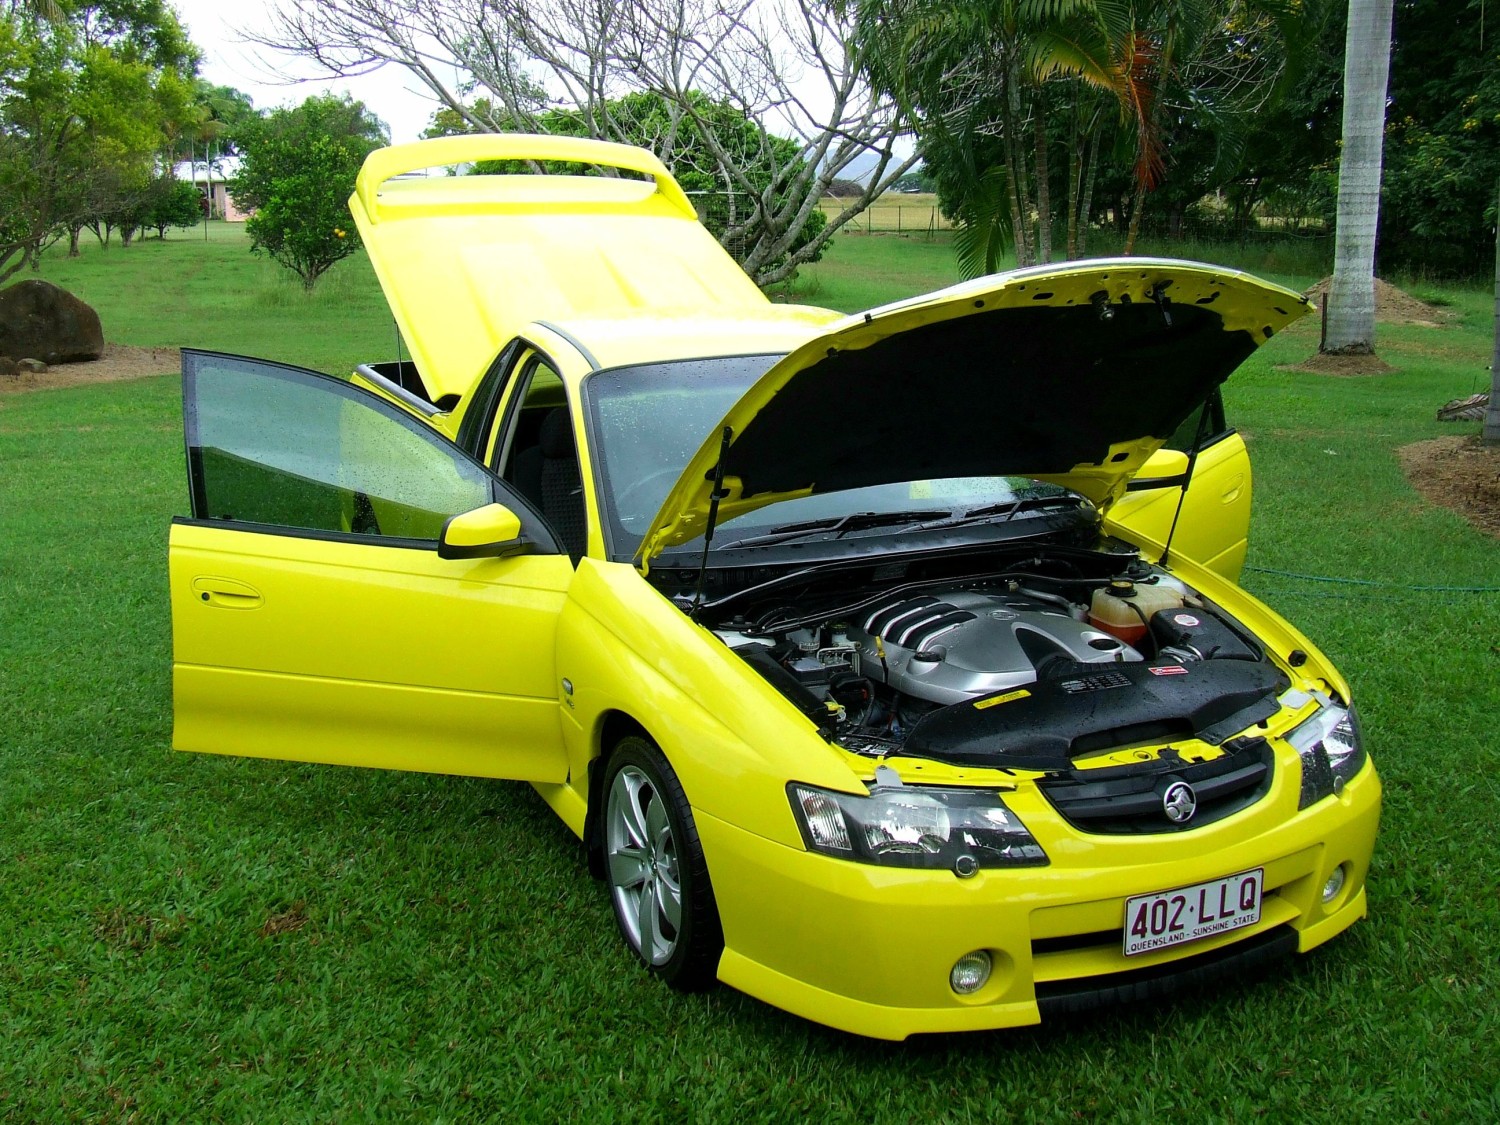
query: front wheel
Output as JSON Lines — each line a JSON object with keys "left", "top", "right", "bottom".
{"left": 602, "top": 736, "right": 723, "bottom": 991}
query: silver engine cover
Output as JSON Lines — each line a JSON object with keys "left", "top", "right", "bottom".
{"left": 849, "top": 590, "right": 1140, "bottom": 705}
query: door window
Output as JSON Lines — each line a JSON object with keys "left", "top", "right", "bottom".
{"left": 489, "top": 357, "right": 588, "bottom": 559}
{"left": 184, "top": 351, "right": 494, "bottom": 542}
{"left": 490, "top": 356, "right": 567, "bottom": 477}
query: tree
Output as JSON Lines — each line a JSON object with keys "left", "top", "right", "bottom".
{"left": 232, "top": 94, "right": 388, "bottom": 290}
{"left": 1379, "top": 1, "right": 1499, "bottom": 278}
{"left": 141, "top": 173, "right": 200, "bottom": 238}
{"left": 430, "top": 90, "right": 829, "bottom": 271}
{"left": 1221, "top": 6, "right": 1345, "bottom": 235}
{"left": 1489, "top": 176, "right": 1499, "bottom": 444}
{"left": 850, "top": 0, "right": 1108, "bottom": 271}
{"left": 1, "top": 0, "right": 198, "bottom": 277}
{"left": 1321, "top": 0, "right": 1394, "bottom": 355}
{"left": 171, "top": 80, "right": 256, "bottom": 162}
{"left": 889, "top": 169, "right": 933, "bottom": 192}
{"left": 250, "top": 0, "right": 916, "bottom": 287}
{"left": 851, "top": 0, "right": 1321, "bottom": 275}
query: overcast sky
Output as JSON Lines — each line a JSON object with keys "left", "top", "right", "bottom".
{"left": 170, "top": 0, "right": 912, "bottom": 171}
{"left": 172, "top": 0, "right": 442, "bottom": 143}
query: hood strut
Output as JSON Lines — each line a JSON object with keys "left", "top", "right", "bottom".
{"left": 689, "top": 426, "right": 733, "bottom": 620}
{"left": 1160, "top": 400, "right": 1215, "bottom": 567}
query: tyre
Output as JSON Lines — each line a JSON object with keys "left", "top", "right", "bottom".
{"left": 602, "top": 735, "right": 723, "bottom": 991}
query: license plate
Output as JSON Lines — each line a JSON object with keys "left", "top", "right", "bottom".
{"left": 1123, "top": 868, "right": 1263, "bottom": 956}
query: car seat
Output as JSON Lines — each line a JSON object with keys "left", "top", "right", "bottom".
{"left": 512, "top": 407, "right": 586, "bottom": 560}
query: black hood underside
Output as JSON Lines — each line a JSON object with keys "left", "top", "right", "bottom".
{"left": 721, "top": 302, "right": 1258, "bottom": 500}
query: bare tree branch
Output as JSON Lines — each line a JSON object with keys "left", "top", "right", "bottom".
{"left": 252, "top": 0, "right": 914, "bottom": 285}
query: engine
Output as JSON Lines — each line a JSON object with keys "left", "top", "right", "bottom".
{"left": 717, "top": 572, "right": 1281, "bottom": 769}
{"left": 847, "top": 591, "right": 1138, "bottom": 706}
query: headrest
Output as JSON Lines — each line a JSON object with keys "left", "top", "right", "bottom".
{"left": 539, "top": 407, "right": 575, "bottom": 459}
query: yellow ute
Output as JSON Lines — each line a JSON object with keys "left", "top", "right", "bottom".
{"left": 168, "top": 134, "right": 1378, "bottom": 1038}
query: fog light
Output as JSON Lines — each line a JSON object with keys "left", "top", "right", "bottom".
{"left": 1322, "top": 865, "right": 1347, "bottom": 904}
{"left": 950, "top": 950, "right": 992, "bottom": 995}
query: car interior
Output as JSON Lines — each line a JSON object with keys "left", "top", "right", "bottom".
{"left": 496, "top": 361, "right": 587, "bottom": 561}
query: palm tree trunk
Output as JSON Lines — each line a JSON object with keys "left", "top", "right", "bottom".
{"left": 1123, "top": 179, "right": 1147, "bottom": 255}
{"left": 1034, "top": 86, "right": 1052, "bottom": 263}
{"left": 1322, "top": 0, "right": 1395, "bottom": 355}
{"left": 1004, "top": 135, "right": 1030, "bottom": 265}
{"left": 1066, "top": 95, "right": 1080, "bottom": 261}
{"left": 1003, "top": 56, "right": 1034, "bottom": 266}
{"left": 1486, "top": 176, "right": 1500, "bottom": 443}
{"left": 1077, "top": 126, "right": 1101, "bottom": 256}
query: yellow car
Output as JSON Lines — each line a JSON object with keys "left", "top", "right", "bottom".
{"left": 168, "top": 135, "right": 1379, "bottom": 1039}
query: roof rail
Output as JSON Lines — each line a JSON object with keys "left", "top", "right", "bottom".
{"left": 353, "top": 133, "right": 696, "bottom": 224}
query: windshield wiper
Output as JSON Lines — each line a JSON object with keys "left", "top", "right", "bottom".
{"left": 921, "top": 495, "right": 1088, "bottom": 530}
{"left": 714, "top": 509, "right": 950, "bottom": 550}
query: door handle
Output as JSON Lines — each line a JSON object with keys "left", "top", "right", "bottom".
{"left": 1220, "top": 473, "right": 1245, "bottom": 504}
{"left": 191, "top": 576, "right": 264, "bottom": 610}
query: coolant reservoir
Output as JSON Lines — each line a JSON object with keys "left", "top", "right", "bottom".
{"left": 1089, "top": 580, "right": 1184, "bottom": 645}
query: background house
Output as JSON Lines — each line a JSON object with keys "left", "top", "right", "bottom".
{"left": 171, "top": 155, "right": 248, "bottom": 221}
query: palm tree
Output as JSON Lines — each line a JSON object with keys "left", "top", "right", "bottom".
{"left": 855, "top": 1, "right": 1318, "bottom": 275}
{"left": 1487, "top": 176, "right": 1499, "bottom": 443}
{"left": 1322, "top": 0, "right": 1394, "bottom": 355}
{"left": 854, "top": 0, "right": 1129, "bottom": 274}
{"left": 12, "top": 1, "right": 64, "bottom": 20}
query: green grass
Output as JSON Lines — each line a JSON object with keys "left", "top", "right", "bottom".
{"left": 3, "top": 227, "right": 1499, "bottom": 1121}
{"left": 25, "top": 222, "right": 396, "bottom": 374}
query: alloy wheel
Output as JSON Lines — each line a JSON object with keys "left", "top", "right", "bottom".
{"left": 605, "top": 763, "right": 683, "bottom": 965}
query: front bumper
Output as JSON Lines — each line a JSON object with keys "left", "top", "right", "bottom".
{"left": 697, "top": 761, "right": 1380, "bottom": 1039}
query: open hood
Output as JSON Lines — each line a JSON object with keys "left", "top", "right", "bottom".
{"left": 638, "top": 259, "right": 1309, "bottom": 565}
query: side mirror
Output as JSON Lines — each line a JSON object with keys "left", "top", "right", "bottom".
{"left": 1133, "top": 448, "right": 1190, "bottom": 484}
{"left": 438, "top": 503, "right": 529, "bottom": 560}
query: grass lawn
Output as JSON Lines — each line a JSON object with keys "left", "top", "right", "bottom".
{"left": 2, "top": 226, "right": 1498, "bottom": 1121}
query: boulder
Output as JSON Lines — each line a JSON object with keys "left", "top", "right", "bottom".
{"left": 0, "top": 357, "right": 18, "bottom": 378}
{"left": 0, "top": 279, "right": 104, "bottom": 364}
{"left": 17, "top": 357, "right": 48, "bottom": 373}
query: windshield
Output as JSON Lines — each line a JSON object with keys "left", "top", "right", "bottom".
{"left": 586, "top": 356, "right": 1089, "bottom": 559}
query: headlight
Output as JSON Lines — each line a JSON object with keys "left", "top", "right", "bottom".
{"left": 788, "top": 782, "right": 1047, "bottom": 872}
{"left": 1288, "top": 702, "right": 1367, "bottom": 808}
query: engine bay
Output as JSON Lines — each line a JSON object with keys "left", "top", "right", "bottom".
{"left": 697, "top": 545, "right": 1288, "bottom": 772}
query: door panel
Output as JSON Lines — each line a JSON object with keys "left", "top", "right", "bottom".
{"left": 171, "top": 523, "right": 572, "bottom": 779}
{"left": 171, "top": 350, "right": 573, "bottom": 781}
{"left": 1108, "top": 431, "right": 1253, "bottom": 581}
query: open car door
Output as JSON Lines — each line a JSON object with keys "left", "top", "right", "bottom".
{"left": 169, "top": 351, "right": 575, "bottom": 781}
{"left": 1105, "top": 391, "right": 1254, "bottom": 580}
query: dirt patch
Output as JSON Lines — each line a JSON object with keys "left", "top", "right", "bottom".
{"left": 1283, "top": 351, "right": 1398, "bottom": 377}
{"left": 1398, "top": 435, "right": 1500, "bottom": 538}
{"left": 94, "top": 907, "right": 189, "bottom": 951}
{"left": 0, "top": 342, "right": 179, "bottom": 394}
{"left": 1301, "top": 277, "right": 1454, "bottom": 327}
{"left": 1278, "top": 275, "right": 1450, "bottom": 374}
{"left": 259, "top": 902, "right": 310, "bottom": 938}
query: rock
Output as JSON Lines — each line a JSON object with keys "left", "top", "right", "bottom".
{"left": 17, "top": 357, "right": 47, "bottom": 373}
{"left": 0, "top": 279, "right": 104, "bottom": 364}
{"left": 0, "top": 357, "right": 18, "bottom": 378}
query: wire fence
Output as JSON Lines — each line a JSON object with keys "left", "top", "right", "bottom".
{"left": 685, "top": 190, "right": 1333, "bottom": 269}
{"left": 819, "top": 194, "right": 954, "bottom": 236}
{"left": 815, "top": 194, "right": 1332, "bottom": 247}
